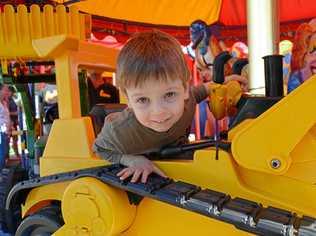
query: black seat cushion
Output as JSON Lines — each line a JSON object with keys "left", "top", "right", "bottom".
{"left": 89, "top": 103, "right": 127, "bottom": 135}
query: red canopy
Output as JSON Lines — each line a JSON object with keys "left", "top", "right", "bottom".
{"left": 89, "top": 0, "right": 316, "bottom": 46}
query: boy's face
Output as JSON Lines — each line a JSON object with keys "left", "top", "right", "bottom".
{"left": 126, "top": 79, "right": 189, "bottom": 132}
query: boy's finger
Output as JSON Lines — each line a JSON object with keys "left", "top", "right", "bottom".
{"left": 141, "top": 170, "right": 150, "bottom": 183}
{"left": 117, "top": 168, "right": 129, "bottom": 176}
{"left": 119, "top": 168, "right": 134, "bottom": 180}
{"left": 153, "top": 166, "right": 167, "bottom": 178}
{"left": 131, "top": 169, "right": 142, "bottom": 183}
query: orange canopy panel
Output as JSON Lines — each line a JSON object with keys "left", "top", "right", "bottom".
{"left": 54, "top": 0, "right": 222, "bottom": 26}
{"left": 53, "top": 0, "right": 316, "bottom": 26}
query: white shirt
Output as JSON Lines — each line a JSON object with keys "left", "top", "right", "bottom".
{"left": 0, "top": 101, "right": 10, "bottom": 133}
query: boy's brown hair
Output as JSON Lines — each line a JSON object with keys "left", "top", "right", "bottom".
{"left": 116, "top": 30, "right": 190, "bottom": 92}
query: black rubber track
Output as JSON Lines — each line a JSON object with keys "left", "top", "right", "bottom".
{"left": 0, "top": 165, "right": 27, "bottom": 233}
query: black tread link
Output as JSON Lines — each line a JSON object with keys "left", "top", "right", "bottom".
{"left": 6, "top": 164, "right": 316, "bottom": 236}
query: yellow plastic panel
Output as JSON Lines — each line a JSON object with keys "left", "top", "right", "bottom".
{"left": 40, "top": 117, "right": 107, "bottom": 176}
{"left": 22, "top": 182, "right": 70, "bottom": 217}
{"left": 43, "top": 117, "right": 95, "bottom": 159}
{"left": 155, "top": 149, "right": 316, "bottom": 216}
{"left": 40, "top": 157, "right": 107, "bottom": 176}
{"left": 32, "top": 35, "right": 79, "bottom": 58}
{"left": 238, "top": 167, "right": 316, "bottom": 217}
{"left": 60, "top": 177, "right": 136, "bottom": 235}
{"left": 232, "top": 76, "right": 316, "bottom": 175}
{"left": 0, "top": 4, "right": 90, "bottom": 60}
{"left": 31, "top": 148, "right": 316, "bottom": 235}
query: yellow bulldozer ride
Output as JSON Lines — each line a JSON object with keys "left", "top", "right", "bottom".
{"left": 0, "top": 3, "right": 315, "bottom": 236}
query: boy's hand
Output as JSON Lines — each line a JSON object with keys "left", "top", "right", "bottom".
{"left": 118, "top": 155, "right": 167, "bottom": 183}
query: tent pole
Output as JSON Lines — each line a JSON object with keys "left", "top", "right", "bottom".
{"left": 247, "top": 0, "right": 280, "bottom": 95}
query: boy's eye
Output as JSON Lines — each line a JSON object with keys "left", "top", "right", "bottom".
{"left": 165, "top": 92, "right": 176, "bottom": 98}
{"left": 136, "top": 97, "right": 149, "bottom": 104}
{"left": 164, "top": 91, "right": 177, "bottom": 101}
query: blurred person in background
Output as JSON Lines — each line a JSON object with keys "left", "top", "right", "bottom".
{"left": 87, "top": 71, "right": 119, "bottom": 108}
{"left": 8, "top": 86, "right": 20, "bottom": 159}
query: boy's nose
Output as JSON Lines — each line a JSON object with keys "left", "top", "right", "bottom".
{"left": 150, "top": 102, "right": 167, "bottom": 117}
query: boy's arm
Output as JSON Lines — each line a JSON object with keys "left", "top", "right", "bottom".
{"left": 93, "top": 142, "right": 123, "bottom": 163}
{"left": 93, "top": 143, "right": 166, "bottom": 183}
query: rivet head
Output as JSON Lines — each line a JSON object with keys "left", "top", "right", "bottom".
{"left": 271, "top": 159, "right": 281, "bottom": 169}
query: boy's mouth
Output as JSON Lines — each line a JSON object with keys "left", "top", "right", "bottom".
{"left": 152, "top": 117, "right": 171, "bottom": 124}
{"left": 311, "top": 66, "right": 316, "bottom": 75}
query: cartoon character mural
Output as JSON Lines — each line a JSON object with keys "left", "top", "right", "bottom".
{"left": 189, "top": 20, "right": 235, "bottom": 138}
{"left": 287, "top": 19, "right": 316, "bottom": 93}
{"left": 189, "top": 20, "right": 231, "bottom": 83}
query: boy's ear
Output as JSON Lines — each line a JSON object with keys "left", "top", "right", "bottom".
{"left": 184, "top": 82, "right": 190, "bottom": 99}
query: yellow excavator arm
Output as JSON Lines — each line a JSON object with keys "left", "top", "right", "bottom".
{"left": 232, "top": 75, "right": 316, "bottom": 177}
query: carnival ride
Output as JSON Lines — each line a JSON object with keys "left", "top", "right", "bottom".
{"left": 0, "top": 2, "right": 315, "bottom": 236}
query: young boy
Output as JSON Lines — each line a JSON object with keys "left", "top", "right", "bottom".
{"left": 93, "top": 30, "right": 245, "bottom": 183}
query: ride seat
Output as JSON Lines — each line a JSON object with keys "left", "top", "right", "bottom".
{"left": 89, "top": 103, "right": 127, "bottom": 135}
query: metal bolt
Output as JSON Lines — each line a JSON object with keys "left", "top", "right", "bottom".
{"left": 270, "top": 159, "right": 281, "bottom": 169}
